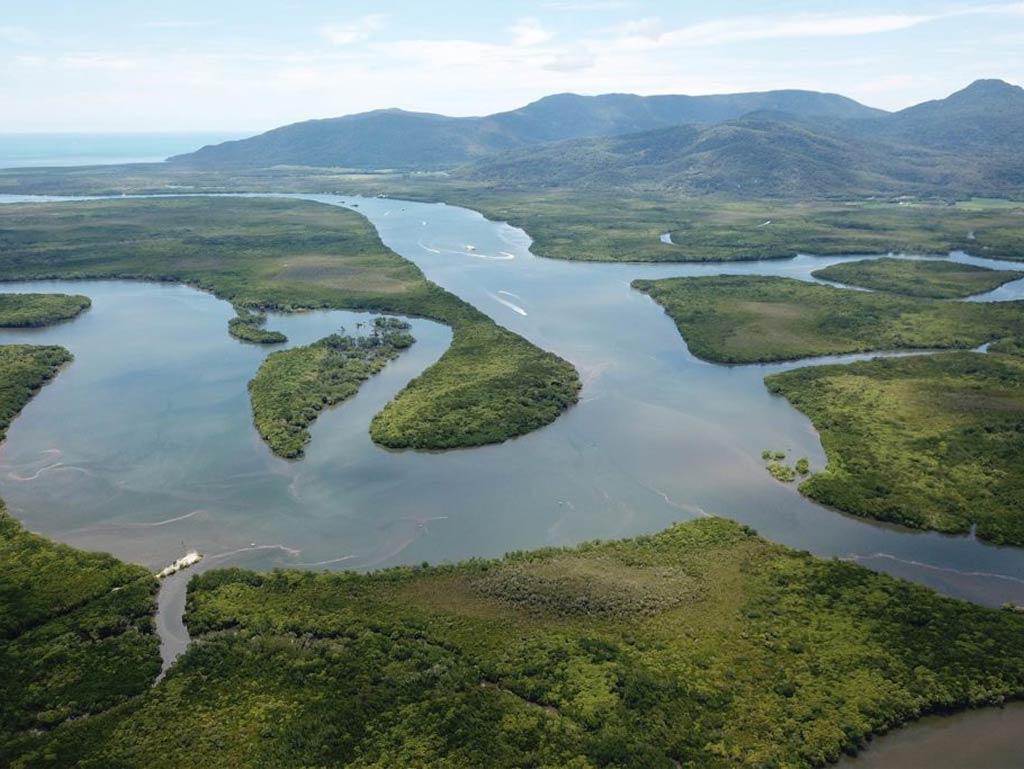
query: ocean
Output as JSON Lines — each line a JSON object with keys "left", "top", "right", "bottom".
{"left": 0, "top": 132, "right": 245, "bottom": 169}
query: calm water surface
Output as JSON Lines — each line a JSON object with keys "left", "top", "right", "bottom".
{"left": 1, "top": 193, "right": 1023, "bottom": 765}
{"left": 0, "top": 133, "right": 242, "bottom": 168}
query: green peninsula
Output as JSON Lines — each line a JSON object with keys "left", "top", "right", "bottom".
{"left": 0, "top": 293, "right": 90, "bottom": 327}
{"left": 250, "top": 318, "right": 414, "bottom": 458}
{"left": 766, "top": 352, "right": 1024, "bottom": 545}
{"left": 812, "top": 258, "right": 1021, "bottom": 298}
{"left": 0, "top": 197, "right": 579, "bottom": 450}
{"left": 632, "top": 275, "right": 1024, "bottom": 363}
{"left": 228, "top": 307, "right": 287, "bottom": 344}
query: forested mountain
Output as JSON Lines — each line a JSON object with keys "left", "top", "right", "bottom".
{"left": 460, "top": 80, "right": 1024, "bottom": 197}
{"left": 870, "top": 79, "right": 1024, "bottom": 151}
{"left": 169, "top": 79, "right": 1024, "bottom": 198}
{"left": 168, "top": 89, "right": 881, "bottom": 169}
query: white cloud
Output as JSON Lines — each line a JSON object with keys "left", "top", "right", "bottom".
{"left": 620, "top": 17, "right": 662, "bottom": 38}
{"left": 606, "top": 5, "right": 1024, "bottom": 52}
{"left": 5, "top": 2, "right": 1024, "bottom": 130}
{"left": 321, "top": 14, "right": 388, "bottom": 46}
{"left": 544, "top": 48, "right": 596, "bottom": 72}
{"left": 510, "top": 18, "right": 553, "bottom": 46}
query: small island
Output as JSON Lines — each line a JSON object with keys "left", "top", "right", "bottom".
{"left": 812, "top": 257, "right": 1021, "bottom": 299}
{"left": 632, "top": 275, "right": 1024, "bottom": 363}
{"left": 227, "top": 307, "right": 287, "bottom": 344}
{"left": 0, "top": 293, "right": 90, "bottom": 328}
{"left": 250, "top": 317, "right": 415, "bottom": 458}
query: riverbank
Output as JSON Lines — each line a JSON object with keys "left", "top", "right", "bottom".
{"left": 0, "top": 197, "right": 579, "bottom": 451}
{"left": 7, "top": 517, "right": 1024, "bottom": 768}
{"left": 2, "top": 193, "right": 1024, "bottom": 766}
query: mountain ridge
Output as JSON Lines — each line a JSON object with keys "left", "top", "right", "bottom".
{"left": 169, "top": 79, "right": 1024, "bottom": 198}
{"left": 459, "top": 79, "right": 1024, "bottom": 197}
{"left": 169, "top": 88, "right": 884, "bottom": 169}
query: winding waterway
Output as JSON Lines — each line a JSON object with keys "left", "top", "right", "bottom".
{"left": 1, "top": 192, "right": 1023, "bottom": 764}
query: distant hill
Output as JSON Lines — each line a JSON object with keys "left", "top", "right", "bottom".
{"left": 170, "top": 79, "right": 1024, "bottom": 198}
{"left": 460, "top": 114, "right": 942, "bottom": 197}
{"left": 460, "top": 80, "right": 1024, "bottom": 198}
{"left": 169, "top": 89, "right": 882, "bottom": 169}
{"left": 871, "top": 79, "right": 1024, "bottom": 151}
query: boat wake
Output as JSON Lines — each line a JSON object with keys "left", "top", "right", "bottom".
{"left": 489, "top": 292, "right": 528, "bottom": 316}
{"left": 844, "top": 552, "right": 1024, "bottom": 586}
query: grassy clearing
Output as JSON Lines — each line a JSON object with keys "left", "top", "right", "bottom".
{"left": 812, "top": 258, "right": 1021, "bottom": 298}
{"left": 9, "top": 517, "right": 1024, "bottom": 768}
{"left": 0, "top": 345, "right": 160, "bottom": 752}
{"left": 0, "top": 293, "right": 90, "bottom": 327}
{"left": 250, "top": 318, "right": 414, "bottom": 458}
{"left": 632, "top": 275, "right": 1024, "bottom": 363}
{"left": 0, "top": 197, "right": 579, "bottom": 450}
{"left": 765, "top": 352, "right": 1024, "bottom": 545}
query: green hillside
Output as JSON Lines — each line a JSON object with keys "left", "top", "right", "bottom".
{"left": 170, "top": 89, "right": 880, "bottom": 170}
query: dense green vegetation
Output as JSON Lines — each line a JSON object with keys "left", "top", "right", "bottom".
{"left": 0, "top": 344, "right": 72, "bottom": 442}
{"left": 2, "top": 170, "right": 1023, "bottom": 266}
{"left": 0, "top": 197, "right": 579, "bottom": 450}
{"left": 460, "top": 192, "right": 1024, "bottom": 263}
{"left": 990, "top": 337, "right": 1024, "bottom": 357}
{"left": 765, "top": 352, "right": 1024, "bottom": 545}
{"left": 812, "top": 258, "right": 1021, "bottom": 298}
{"left": 0, "top": 344, "right": 161, "bottom": 755}
{"left": 0, "top": 292, "right": 90, "bottom": 327}
{"left": 250, "top": 318, "right": 414, "bottom": 458}
{"left": 228, "top": 307, "right": 287, "bottom": 344}
{"left": 767, "top": 462, "right": 797, "bottom": 482}
{"left": 9, "top": 517, "right": 1024, "bottom": 768}
{"left": 632, "top": 275, "right": 1024, "bottom": 363}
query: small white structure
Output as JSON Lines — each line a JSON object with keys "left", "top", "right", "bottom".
{"left": 155, "top": 551, "right": 203, "bottom": 579}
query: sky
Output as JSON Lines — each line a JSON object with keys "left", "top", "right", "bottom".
{"left": 2, "top": 0, "right": 1023, "bottom": 133}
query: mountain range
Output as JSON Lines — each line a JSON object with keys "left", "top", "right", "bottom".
{"left": 171, "top": 80, "right": 1024, "bottom": 198}
{"left": 169, "top": 89, "right": 881, "bottom": 169}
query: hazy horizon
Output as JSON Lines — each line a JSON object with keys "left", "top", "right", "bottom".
{"left": 4, "top": 0, "right": 1023, "bottom": 133}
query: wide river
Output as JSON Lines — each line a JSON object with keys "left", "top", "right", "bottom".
{"left": 1, "top": 193, "right": 1023, "bottom": 765}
